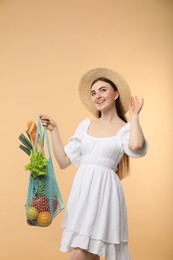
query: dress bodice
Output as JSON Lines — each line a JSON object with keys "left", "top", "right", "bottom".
{"left": 64, "top": 118, "right": 148, "bottom": 168}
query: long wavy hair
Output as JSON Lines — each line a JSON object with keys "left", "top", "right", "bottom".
{"left": 91, "top": 77, "right": 129, "bottom": 179}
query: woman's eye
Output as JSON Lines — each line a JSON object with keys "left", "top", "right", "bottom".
{"left": 91, "top": 92, "right": 96, "bottom": 96}
{"left": 101, "top": 88, "right": 107, "bottom": 92}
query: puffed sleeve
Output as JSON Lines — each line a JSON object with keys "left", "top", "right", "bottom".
{"left": 119, "top": 122, "right": 149, "bottom": 158}
{"left": 64, "top": 118, "right": 90, "bottom": 167}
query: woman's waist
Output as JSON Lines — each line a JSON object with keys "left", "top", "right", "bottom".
{"left": 80, "top": 155, "right": 118, "bottom": 171}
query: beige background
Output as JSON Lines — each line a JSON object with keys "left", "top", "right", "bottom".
{"left": 0, "top": 0, "right": 172, "bottom": 259}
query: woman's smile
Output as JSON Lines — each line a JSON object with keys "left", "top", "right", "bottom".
{"left": 96, "top": 98, "right": 106, "bottom": 105}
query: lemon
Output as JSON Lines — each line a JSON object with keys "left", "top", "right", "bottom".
{"left": 27, "top": 206, "right": 39, "bottom": 220}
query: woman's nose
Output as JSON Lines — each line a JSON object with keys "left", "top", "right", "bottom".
{"left": 95, "top": 91, "right": 101, "bottom": 98}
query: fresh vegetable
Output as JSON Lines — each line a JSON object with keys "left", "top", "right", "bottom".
{"left": 19, "top": 121, "right": 42, "bottom": 156}
{"left": 53, "top": 199, "right": 59, "bottom": 212}
{"left": 27, "top": 219, "right": 37, "bottom": 226}
{"left": 19, "top": 144, "right": 31, "bottom": 156}
{"left": 37, "top": 211, "right": 52, "bottom": 227}
{"left": 19, "top": 131, "right": 33, "bottom": 155}
{"left": 26, "top": 206, "right": 39, "bottom": 220}
{"left": 24, "top": 151, "right": 48, "bottom": 180}
{"left": 37, "top": 176, "right": 47, "bottom": 197}
{"left": 25, "top": 130, "right": 32, "bottom": 141}
{"left": 32, "top": 196, "right": 49, "bottom": 212}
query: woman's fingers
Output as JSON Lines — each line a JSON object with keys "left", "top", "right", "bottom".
{"left": 134, "top": 96, "right": 144, "bottom": 107}
{"left": 129, "top": 96, "right": 144, "bottom": 114}
{"left": 40, "top": 114, "right": 51, "bottom": 127}
{"left": 40, "top": 114, "right": 57, "bottom": 131}
{"left": 40, "top": 119, "right": 48, "bottom": 125}
{"left": 40, "top": 114, "right": 50, "bottom": 121}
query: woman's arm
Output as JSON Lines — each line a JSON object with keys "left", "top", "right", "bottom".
{"left": 128, "top": 96, "right": 146, "bottom": 152}
{"left": 40, "top": 115, "right": 71, "bottom": 169}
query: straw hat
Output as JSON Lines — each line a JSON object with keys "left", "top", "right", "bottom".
{"left": 79, "top": 67, "right": 131, "bottom": 117}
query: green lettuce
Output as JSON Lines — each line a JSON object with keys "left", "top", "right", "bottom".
{"left": 25, "top": 151, "right": 48, "bottom": 180}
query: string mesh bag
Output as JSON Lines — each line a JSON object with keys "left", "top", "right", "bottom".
{"left": 25, "top": 118, "right": 64, "bottom": 227}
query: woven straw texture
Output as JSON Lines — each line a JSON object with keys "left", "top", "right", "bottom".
{"left": 79, "top": 67, "right": 131, "bottom": 117}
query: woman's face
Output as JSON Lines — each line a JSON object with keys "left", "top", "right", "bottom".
{"left": 90, "top": 80, "right": 118, "bottom": 113}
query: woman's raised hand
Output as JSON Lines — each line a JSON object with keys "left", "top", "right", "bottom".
{"left": 40, "top": 115, "right": 57, "bottom": 131}
{"left": 129, "top": 96, "right": 144, "bottom": 117}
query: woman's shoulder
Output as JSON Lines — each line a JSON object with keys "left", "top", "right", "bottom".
{"left": 74, "top": 118, "right": 90, "bottom": 133}
{"left": 77, "top": 118, "right": 90, "bottom": 127}
{"left": 117, "top": 121, "right": 130, "bottom": 140}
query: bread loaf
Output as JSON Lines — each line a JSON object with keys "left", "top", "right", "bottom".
{"left": 27, "top": 121, "right": 42, "bottom": 153}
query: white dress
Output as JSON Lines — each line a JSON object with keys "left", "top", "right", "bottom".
{"left": 60, "top": 118, "right": 148, "bottom": 260}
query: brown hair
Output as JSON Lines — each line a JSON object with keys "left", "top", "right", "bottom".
{"left": 91, "top": 77, "right": 130, "bottom": 179}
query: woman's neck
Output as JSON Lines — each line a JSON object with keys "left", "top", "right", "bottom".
{"left": 99, "top": 109, "right": 120, "bottom": 123}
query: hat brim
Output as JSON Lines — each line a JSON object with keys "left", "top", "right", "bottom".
{"left": 79, "top": 67, "right": 131, "bottom": 117}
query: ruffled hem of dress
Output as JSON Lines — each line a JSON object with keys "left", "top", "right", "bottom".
{"left": 60, "top": 229, "right": 130, "bottom": 260}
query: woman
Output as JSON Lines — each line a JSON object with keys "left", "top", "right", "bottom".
{"left": 41, "top": 67, "right": 148, "bottom": 260}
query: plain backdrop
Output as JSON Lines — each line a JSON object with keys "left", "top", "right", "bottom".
{"left": 0, "top": 0, "right": 172, "bottom": 260}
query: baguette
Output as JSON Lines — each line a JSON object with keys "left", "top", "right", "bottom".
{"left": 27, "top": 121, "right": 42, "bottom": 153}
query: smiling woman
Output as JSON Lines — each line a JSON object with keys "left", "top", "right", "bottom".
{"left": 40, "top": 67, "right": 149, "bottom": 260}
{"left": 89, "top": 76, "right": 130, "bottom": 180}
{"left": 91, "top": 83, "right": 117, "bottom": 111}
{"left": 90, "top": 77, "right": 124, "bottom": 121}
{"left": 0, "top": 0, "right": 172, "bottom": 259}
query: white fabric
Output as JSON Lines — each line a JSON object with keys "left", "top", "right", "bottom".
{"left": 61, "top": 118, "right": 148, "bottom": 260}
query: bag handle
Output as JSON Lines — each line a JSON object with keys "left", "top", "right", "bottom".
{"left": 34, "top": 117, "right": 51, "bottom": 159}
